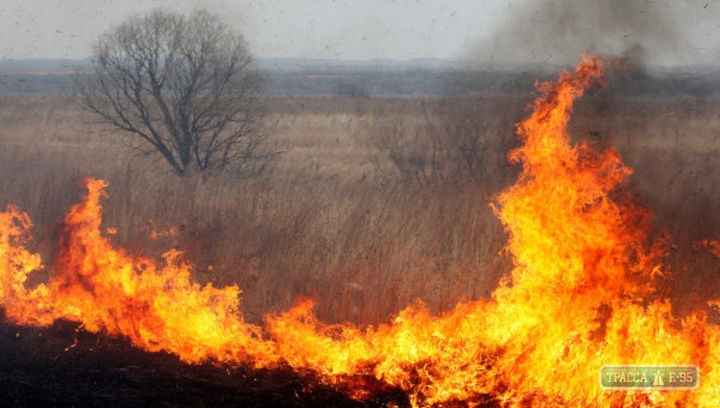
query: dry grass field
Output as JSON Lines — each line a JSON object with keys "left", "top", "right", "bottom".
{"left": 2, "top": 88, "right": 720, "bottom": 325}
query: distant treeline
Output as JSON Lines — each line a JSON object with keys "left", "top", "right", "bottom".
{"left": 1, "top": 59, "right": 719, "bottom": 97}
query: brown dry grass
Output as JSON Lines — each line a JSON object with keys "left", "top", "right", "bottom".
{"left": 2, "top": 92, "right": 720, "bottom": 324}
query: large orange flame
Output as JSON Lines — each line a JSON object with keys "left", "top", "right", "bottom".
{"left": 2, "top": 56, "right": 720, "bottom": 406}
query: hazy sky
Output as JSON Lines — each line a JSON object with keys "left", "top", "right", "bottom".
{"left": 0, "top": 0, "right": 719, "bottom": 67}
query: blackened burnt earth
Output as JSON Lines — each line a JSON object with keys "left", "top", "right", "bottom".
{"left": 0, "top": 313, "right": 410, "bottom": 408}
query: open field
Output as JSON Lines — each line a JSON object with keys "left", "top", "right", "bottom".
{"left": 2, "top": 88, "right": 720, "bottom": 326}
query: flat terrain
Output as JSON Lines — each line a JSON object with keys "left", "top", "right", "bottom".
{"left": 3, "top": 73, "right": 720, "bottom": 405}
{"left": 2, "top": 89, "right": 720, "bottom": 323}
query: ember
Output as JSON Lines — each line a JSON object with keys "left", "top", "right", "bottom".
{"left": 2, "top": 56, "right": 719, "bottom": 406}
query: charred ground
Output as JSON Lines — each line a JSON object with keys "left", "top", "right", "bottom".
{"left": 0, "top": 313, "right": 415, "bottom": 407}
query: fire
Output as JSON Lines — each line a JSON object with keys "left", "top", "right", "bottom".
{"left": 2, "top": 56, "right": 720, "bottom": 406}
{"left": 1, "top": 178, "right": 276, "bottom": 366}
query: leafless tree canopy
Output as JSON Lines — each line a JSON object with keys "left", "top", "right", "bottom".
{"left": 78, "top": 9, "right": 270, "bottom": 176}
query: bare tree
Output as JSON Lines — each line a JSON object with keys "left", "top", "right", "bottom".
{"left": 77, "top": 9, "right": 271, "bottom": 176}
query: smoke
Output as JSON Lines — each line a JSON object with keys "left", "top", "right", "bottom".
{"left": 473, "top": 0, "right": 720, "bottom": 68}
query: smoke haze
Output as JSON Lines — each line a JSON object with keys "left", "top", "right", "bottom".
{"left": 473, "top": 0, "right": 720, "bottom": 68}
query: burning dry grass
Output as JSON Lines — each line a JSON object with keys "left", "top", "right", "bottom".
{"left": 0, "top": 94, "right": 519, "bottom": 324}
{"left": 3, "top": 61, "right": 720, "bottom": 405}
{"left": 2, "top": 90, "right": 720, "bottom": 325}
